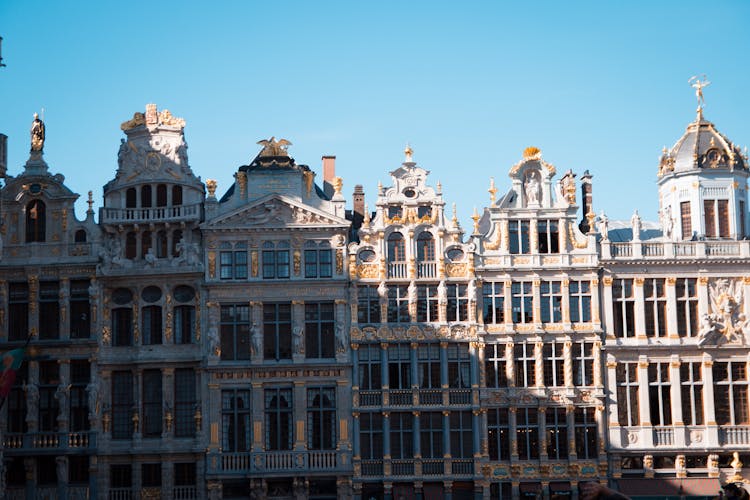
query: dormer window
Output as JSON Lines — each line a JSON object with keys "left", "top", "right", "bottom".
{"left": 25, "top": 200, "right": 46, "bottom": 242}
{"left": 417, "top": 206, "right": 432, "bottom": 219}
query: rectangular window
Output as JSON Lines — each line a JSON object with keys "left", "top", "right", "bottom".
{"left": 221, "top": 304, "right": 251, "bottom": 361}
{"left": 142, "top": 369, "right": 163, "bottom": 437}
{"left": 110, "top": 464, "right": 132, "bottom": 489}
{"left": 7, "top": 365, "right": 27, "bottom": 433}
{"left": 509, "top": 220, "right": 531, "bottom": 254}
{"left": 113, "top": 308, "right": 133, "bottom": 346}
{"left": 450, "top": 411, "right": 473, "bottom": 458}
{"left": 360, "top": 412, "right": 383, "bottom": 460}
{"left": 390, "top": 412, "right": 414, "bottom": 459}
{"left": 680, "top": 201, "right": 692, "bottom": 239}
{"left": 447, "top": 284, "right": 468, "bottom": 322}
{"left": 69, "top": 456, "right": 89, "bottom": 484}
{"left": 112, "top": 371, "right": 133, "bottom": 439}
{"left": 38, "top": 361, "right": 59, "bottom": 432}
{"left": 388, "top": 344, "right": 411, "bottom": 390}
{"left": 546, "top": 407, "right": 568, "bottom": 460}
{"left": 570, "top": 280, "right": 591, "bottom": 323}
{"left": 644, "top": 278, "right": 667, "bottom": 337}
{"left": 305, "top": 302, "right": 335, "bottom": 359}
{"left": 70, "top": 279, "right": 90, "bottom": 339}
{"left": 612, "top": 279, "right": 635, "bottom": 338}
{"left": 307, "top": 387, "right": 336, "bottom": 450}
{"left": 8, "top": 283, "right": 29, "bottom": 341}
{"left": 515, "top": 343, "right": 536, "bottom": 388}
{"left": 222, "top": 389, "right": 251, "bottom": 452}
{"left": 69, "top": 360, "right": 90, "bottom": 432}
{"left": 482, "top": 282, "right": 504, "bottom": 325}
{"left": 174, "top": 463, "right": 196, "bottom": 487}
{"left": 448, "top": 343, "right": 471, "bottom": 388}
{"left": 262, "top": 243, "right": 290, "bottom": 279}
{"left": 358, "top": 345, "right": 382, "bottom": 390}
{"left": 174, "top": 305, "right": 195, "bottom": 344}
{"left": 38, "top": 281, "right": 59, "bottom": 340}
{"left": 418, "top": 344, "right": 441, "bottom": 389}
{"left": 680, "top": 362, "right": 703, "bottom": 426}
{"left": 357, "top": 285, "right": 381, "bottom": 324}
{"left": 220, "top": 251, "right": 247, "bottom": 280}
{"left": 704, "top": 199, "right": 716, "bottom": 237}
{"left": 175, "top": 368, "right": 196, "bottom": 437}
{"left": 417, "top": 285, "right": 439, "bottom": 322}
{"left": 142, "top": 305, "right": 162, "bottom": 345}
{"left": 543, "top": 342, "right": 565, "bottom": 387}
{"left": 714, "top": 362, "right": 749, "bottom": 425}
{"left": 575, "top": 407, "right": 598, "bottom": 459}
{"left": 304, "top": 248, "right": 333, "bottom": 278}
{"left": 616, "top": 362, "right": 639, "bottom": 427}
{"left": 265, "top": 388, "right": 293, "bottom": 451}
{"left": 263, "top": 303, "right": 292, "bottom": 361}
{"left": 484, "top": 344, "right": 509, "bottom": 388}
{"left": 487, "top": 408, "right": 510, "bottom": 461}
{"left": 517, "top": 408, "right": 539, "bottom": 460}
{"left": 387, "top": 285, "right": 410, "bottom": 323}
{"left": 142, "top": 463, "right": 161, "bottom": 487}
{"left": 537, "top": 220, "right": 559, "bottom": 254}
{"left": 420, "top": 411, "right": 443, "bottom": 459}
{"left": 511, "top": 282, "right": 533, "bottom": 324}
{"left": 572, "top": 341, "right": 595, "bottom": 387}
{"left": 718, "top": 199, "right": 730, "bottom": 237}
{"left": 740, "top": 200, "right": 746, "bottom": 238}
{"left": 540, "top": 281, "right": 562, "bottom": 323}
{"left": 676, "top": 278, "right": 698, "bottom": 337}
{"left": 648, "top": 362, "right": 672, "bottom": 426}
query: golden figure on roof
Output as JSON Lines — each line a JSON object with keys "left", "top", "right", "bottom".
{"left": 257, "top": 137, "right": 292, "bottom": 157}
{"left": 689, "top": 75, "right": 710, "bottom": 109}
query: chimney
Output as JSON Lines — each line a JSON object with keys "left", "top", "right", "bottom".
{"left": 0, "top": 134, "right": 7, "bottom": 178}
{"left": 352, "top": 184, "right": 365, "bottom": 234}
{"left": 579, "top": 170, "right": 593, "bottom": 233}
{"left": 322, "top": 156, "right": 336, "bottom": 198}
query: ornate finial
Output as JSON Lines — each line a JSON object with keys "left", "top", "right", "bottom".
{"left": 436, "top": 181, "right": 442, "bottom": 194}
{"left": 488, "top": 177, "right": 497, "bottom": 203}
{"left": 471, "top": 207, "right": 480, "bottom": 234}
{"left": 378, "top": 181, "right": 383, "bottom": 195}
{"left": 87, "top": 191, "right": 94, "bottom": 212}
{"left": 206, "top": 179, "right": 217, "bottom": 198}
{"left": 452, "top": 203, "right": 457, "bottom": 225}
{"left": 333, "top": 176, "right": 343, "bottom": 195}
{"left": 363, "top": 204, "right": 371, "bottom": 226}
{"left": 30, "top": 112, "right": 45, "bottom": 152}
{"left": 523, "top": 146, "right": 541, "bottom": 159}
{"left": 257, "top": 137, "right": 292, "bottom": 157}
{"left": 689, "top": 75, "right": 710, "bottom": 114}
{"left": 404, "top": 143, "right": 413, "bottom": 162}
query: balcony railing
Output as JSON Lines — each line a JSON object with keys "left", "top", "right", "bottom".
{"left": 361, "top": 459, "right": 384, "bottom": 476}
{"left": 3, "top": 431, "right": 95, "bottom": 450}
{"left": 109, "top": 488, "right": 133, "bottom": 500}
{"left": 388, "top": 262, "right": 408, "bottom": 279}
{"left": 417, "top": 261, "right": 437, "bottom": 278}
{"left": 216, "top": 450, "right": 340, "bottom": 474}
{"left": 604, "top": 239, "right": 750, "bottom": 260}
{"left": 422, "top": 459, "right": 444, "bottom": 475}
{"left": 653, "top": 427, "right": 674, "bottom": 446}
{"left": 101, "top": 203, "right": 201, "bottom": 224}
{"left": 173, "top": 486, "right": 198, "bottom": 499}
{"left": 359, "top": 391, "right": 382, "bottom": 406}
{"left": 419, "top": 389, "right": 442, "bottom": 405}
{"left": 391, "top": 460, "right": 415, "bottom": 476}
{"left": 449, "top": 389, "right": 471, "bottom": 405}
{"left": 389, "top": 389, "right": 412, "bottom": 406}
{"left": 720, "top": 426, "right": 750, "bottom": 445}
{"left": 451, "top": 459, "right": 474, "bottom": 475}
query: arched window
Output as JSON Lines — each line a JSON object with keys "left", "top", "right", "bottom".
{"left": 141, "top": 186, "right": 152, "bottom": 208}
{"left": 156, "top": 185, "right": 167, "bottom": 207}
{"left": 74, "top": 229, "right": 87, "bottom": 243}
{"left": 172, "top": 186, "right": 183, "bottom": 206}
{"left": 142, "top": 231, "right": 153, "bottom": 259}
{"left": 125, "top": 233, "right": 137, "bottom": 259}
{"left": 126, "top": 188, "right": 137, "bottom": 208}
{"left": 387, "top": 232, "right": 405, "bottom": 262}
{"left": 416, "top": 232, "right": 435, "bottom": 262}
{"left": 26, "top": 200, "right": 46, "bottom": 242}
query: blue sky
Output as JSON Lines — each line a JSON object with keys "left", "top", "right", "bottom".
{"left": 1, "top": 1, "right": 749, "bottom": 227}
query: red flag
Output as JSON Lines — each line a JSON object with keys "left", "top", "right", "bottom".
{"left": 0, "top": 348, "right": 25, "bottom": 398}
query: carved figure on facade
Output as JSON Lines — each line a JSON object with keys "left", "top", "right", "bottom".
{"left": 248, "top": 201, "right": 283, "bottom": 224}
{"left": 87, "top": 377, "right": 103, "bottom": 421}
{"left": 597, "top": 211, "right": 609, "bottom": 240}
{"left": 335, "top": 316, "right": 347, "bottom": 354}
{"left": 250, "top": 323, "right": 262, "bottom": 357}
{"left": 698, "top": 278, "right": 748, "bottom": 345}
{"left": 293, "top": 326, "right": 305, "bottom": 355}
{"left": 631, "top": 210, "right": 642, "bottom": 240}
{"left": 524, "top": 170, "right": 541, "bottom": 206}
{"left": 437, "top": 280, "right": 447, "bottom": 305}
{"left": 659, "top": 205, "right": 674, "bottom": 238}
{"left": 560, "top": 170, "right": 576, "bottom": 204}
{"left": 23, "top": 382, "right": 39, "bottom": 424}
{"left": 54, "top": 383, "right": 70, "bottom": 421}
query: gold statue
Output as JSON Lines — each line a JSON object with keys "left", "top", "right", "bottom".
{"left": 689, "top": 75, "right": 711, "bottom": 109}
{"left": 257, "top": 137, "right": 292, "bottom": 157}
{"left": 30, "top": 113, "right": 45, "bottom": 152}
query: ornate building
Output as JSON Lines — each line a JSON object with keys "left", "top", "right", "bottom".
{"left": 0, "top": 88, "right": 748, "bottom": 500}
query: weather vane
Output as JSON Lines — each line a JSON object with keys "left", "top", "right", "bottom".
{"left": 688, "top": 75, "right": 710, "bottom": 109}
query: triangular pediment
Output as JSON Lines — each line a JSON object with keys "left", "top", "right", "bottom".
{"left": 204, "top": 194, "right": 349, "bottom": 230}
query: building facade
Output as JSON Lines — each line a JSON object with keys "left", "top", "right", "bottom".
{"left": 0, "top": 95, "right": 748, "bottom": 500}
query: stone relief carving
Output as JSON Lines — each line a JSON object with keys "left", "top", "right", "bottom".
{"left": 698, "top": 278, "right": 748, "bottom": 346}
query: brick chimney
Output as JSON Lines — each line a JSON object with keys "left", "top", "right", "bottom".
{"left": 579, "top": 170, "right": 593, "bottom": 233}
{"left": 322, "top": 156, "right": 336, "bottom": 198}
{"left": 351, "top": 184, "right": 365, "bottom": 236}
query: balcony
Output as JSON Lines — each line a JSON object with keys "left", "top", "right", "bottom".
{"left": 603, "top": 239, "right": 750, "bottom": 260}
{"left": 359, "top": 390, "right": 383, "bottom": 406}
{"left": 391, "top": 460, "right": 415, "bottom": 476}
{"left": 417, "top": 261, "right": 437, "bottom": 278}
{"left": 3, "top": 431, "right": 96, "bottom": 452}
{"left": 720, "top": 426, "right": 750, "bottom": 445}
{"left": 214, "top": 450, "right": 342, "bottom": 475}
{"left": 100, "top": 203, "right": 201, "bottom": 224}
{"left": 361, "top": 459, "right": 384, "bottom": 476}
{"left": 653, "top": 427, "right": 674, "bottom": 446}
{"left": 388, "top": 261, "right": 408, "bottom": 279}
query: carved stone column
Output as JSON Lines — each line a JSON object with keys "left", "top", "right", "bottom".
{"left": 561, "top": 278, "right": 571, "bottom": 326}
{"left": 294, "top": 381, "right": 306, "bottom": 450}
{"left": 25, "top": 361, "right": 40, "bottom": 431}
{"left": 563, "top": 341, "right": 573, "bottom": 388}
{"left": 590, "top": 277, "right": 601, "bottom": 326}
{"left": 56, "top": 361, "right": 70, "bottom": 432}
{"left": 251, "top": 382, "right": 264, "bottom": 452}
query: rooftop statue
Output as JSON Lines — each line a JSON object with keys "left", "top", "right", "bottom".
{"left": 689, "top": 75, "right": 710, "bottom": 109}
{"left": 257, "top": 137, "right": 292, "bottom": 157}
{"left": 30, "top": 112, "right": 45, "bottom": 152}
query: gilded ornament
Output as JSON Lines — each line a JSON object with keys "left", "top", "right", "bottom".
{"left": 336, "top": 249, "right": 344, "bottom": 274}
{"left": 257, "top": 137, "right": 292, "bottom": 157}
{"left": 206, "top": 179, "right": 217, "bottom": 198}
{"left": 235, "top": 171, "right": 247, "bottom": 197}
{"left": 484, "top": 223, "right": 503, "bottom": 250}
{"left": 251, "top": 251, "right": 258, "bottom": 277}
{"left": 293, "top": 250, "right": 301, "bottom": 275}
{"left": 207, "top": 251, "right": 216, "bottom": 278}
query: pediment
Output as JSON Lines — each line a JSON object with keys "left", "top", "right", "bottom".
{"left": 205, "top": 195, "right": 349, "bottom": 229}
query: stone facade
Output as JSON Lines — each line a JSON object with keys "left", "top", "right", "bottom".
{"left": 0, "top": 98, "right": 748, "bottom": 499}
